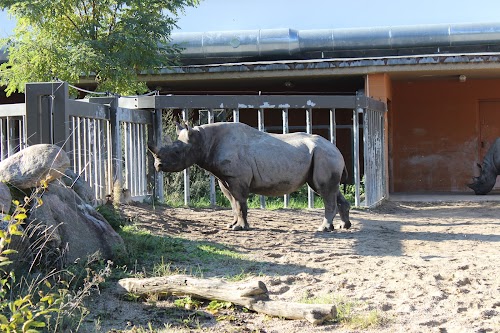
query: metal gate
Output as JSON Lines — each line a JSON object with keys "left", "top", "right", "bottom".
{"left": 132, "top": 94, "right": 387, "bottom": 207}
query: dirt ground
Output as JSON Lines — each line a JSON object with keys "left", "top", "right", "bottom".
{"left": 82, "top": 199, "right": 500, "bottom": 333}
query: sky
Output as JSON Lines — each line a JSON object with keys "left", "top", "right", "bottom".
{"left": 2, "top": 0, "right": 500, "bottom": 37}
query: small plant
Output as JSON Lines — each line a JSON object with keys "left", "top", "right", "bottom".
{"left": 206, "top": 299, "right": 233, "bottom": 314}
{"left": 174, "top": 296, "right": 202, "bottom": 310}
{"left": 96, "top": 204, "right": 128, "bottom": 231}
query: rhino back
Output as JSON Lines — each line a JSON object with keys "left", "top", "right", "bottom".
{"left": 197, "top": 123, "right": 344, "bottom": 195}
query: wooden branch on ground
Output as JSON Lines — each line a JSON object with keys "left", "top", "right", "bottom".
{"left": 116, "top": 274, "right": 336, "bottom": 325}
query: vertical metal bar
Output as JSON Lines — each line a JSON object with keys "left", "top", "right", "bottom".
{"left": 208, "top": 108, "right": 216, "bottom": 207}
{"left": 233, "top": 109, "right": 240, "bottom": 122}
{"left": 1, "top": 119, "right": 5, "bottom": 160}
{"left": 92, "top": 119, "right": 98, "bottom": 198}
{"left": 83, "top": 118, "right": 88, "bottom": 181}
{"left": 363, "top": 110, "right": 370, "bottom": 206}
{"left": 306, "top": 108, "right": 314, "bottom": 209}
{"left": 97, "top": 119, "right": 103, "bottom": 200}
{"left": 6, "top": 117, "right": 11, "bottom": 156}
{"left": 282, "top": 108, "right": 290, "bottom": 208}
{"left": 153, "top": 108, "right": 164, "bottom": 202}
{"left": 258, "top": 108, "right": 266, "bottom": 209}
{"left": 106, "top": 119, "right": 113, "bottom": 200}
{"left": 353, "top": 108, "right": 361, "bottom": 206}
{"left": 330, "top": 108, "right": 336, "bottom": 144}
{"left": 139, "top": 123, "right": 143, "bottom": 196}
{"left": 182, "top": 108, "right": 191, "bottom": 206}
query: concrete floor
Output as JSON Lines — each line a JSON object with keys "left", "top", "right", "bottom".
{"left": 389, "top": 192, "right": 500, "bottom": 202}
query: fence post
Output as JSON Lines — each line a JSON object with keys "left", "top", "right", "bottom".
{"left": 25, "top": 82, "right": 69, "bottom": 148}
{"left": 282, "top": 108, "right": 290, "bottom": 208}
{"left": 150, "top": 105, "right": 164, "bottom": 202}
{"left": 109, "top": 96, "right": 123, "bottom": 196}
{"left": 207, "top": 108, "right": 216, "bottom": 207}
{"left": 51, "top": 82, "right": 70, "bottom": 149}
{"left": 258, "top": 108, "right": 266, "bottom": 209}
{"left": 306, "top": 108, "right": 314, "bottom": 209}
{"left": 182, "top": 108, "right": 190, "bottom": 206}
{"left": 353, "top": 105, "right": 361, "bottom": 207}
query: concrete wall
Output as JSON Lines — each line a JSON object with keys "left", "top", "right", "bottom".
{"left": 391, "top": 78, "right": 500, "bottom": 192}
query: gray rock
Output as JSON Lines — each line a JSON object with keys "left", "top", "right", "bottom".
{"left": 0, "top": 144, "right": 70, "bottom": 189}
{"left": 0, "top": 182, "right": 12, "bottom": 213}
{"left": 27, "top": 183, "right": 126, "bottom": 268}
{"left": 60, "top": 169, "right": 96, "bottom": 206}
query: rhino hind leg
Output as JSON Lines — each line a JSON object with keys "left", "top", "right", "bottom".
{"left": 337, "top": 192, "right": 351, "bottom": 229}
{"left": 316, "top": 194, "right": 338, "bottom": 232}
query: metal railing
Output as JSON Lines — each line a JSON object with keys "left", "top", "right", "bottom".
{"left": 0, "top": 82, "right": 158, "bottom": 203}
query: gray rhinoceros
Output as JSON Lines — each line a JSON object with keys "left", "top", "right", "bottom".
{"left": 468, "top": 137, "right": 500, "bottom": 195}
{"left": 149, "top": 122, "right": 351, "bottom": 232}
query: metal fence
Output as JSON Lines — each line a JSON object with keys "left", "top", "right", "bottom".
{"left": 0, "top": 82, "right": 387, "bottom": 207}
{"left": 129, "top": 94, "right": 388, "bottom": 207}
{"left": 0, "top": 82, "right": 158, "bottom": 203}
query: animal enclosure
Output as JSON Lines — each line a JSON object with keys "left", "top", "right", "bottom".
{"left": 0, "top": 82, "right": 386, "bottom": 207}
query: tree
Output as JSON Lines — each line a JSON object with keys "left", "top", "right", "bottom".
{"left": 0, "top": 0, "right": 199, "bottom": 96}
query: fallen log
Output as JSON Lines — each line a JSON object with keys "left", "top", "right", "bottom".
{"left": 116, "top": 274, "right": 336, "bottom": 325}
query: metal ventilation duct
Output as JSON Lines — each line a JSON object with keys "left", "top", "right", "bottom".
{"left": 171, "top": 22, "right": 500, "bottom": 59}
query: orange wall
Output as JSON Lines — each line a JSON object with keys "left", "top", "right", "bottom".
{"left": 391, "top": 78, "right": 500, "bottom": 192}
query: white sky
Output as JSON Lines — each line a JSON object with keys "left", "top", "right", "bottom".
{"left": 2, "top": 0, "right": 500, "bottom": 37}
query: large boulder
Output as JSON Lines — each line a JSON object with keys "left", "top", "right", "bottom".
{"left": 27, "top": 183, "right": 126, "bottom": 268}
{"left": 60, "top": 169, "right": 97, "bottom": 206}
{"left": 0, "top": 144, "right": 70, "bottom": 189}
{"left": 0, "top": 182, "right": 12, "bottom": 213}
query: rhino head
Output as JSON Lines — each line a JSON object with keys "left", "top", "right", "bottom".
{"left": 467, "top": 163, "right": 496, "bottom": 195}
{"left": 148, "top": 122, "right": 200, "bottom": 172}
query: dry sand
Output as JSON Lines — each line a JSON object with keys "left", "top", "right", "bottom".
{"left": 82, "top": 200, "right": 500, "bottom": 333}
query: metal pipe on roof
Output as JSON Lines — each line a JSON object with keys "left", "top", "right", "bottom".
{"left": 171, "top": 22, "right": 500, "bottom": 59}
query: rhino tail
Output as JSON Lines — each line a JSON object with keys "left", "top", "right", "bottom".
{"left": 341, "top": 166, "right": 348, "bottom": 194}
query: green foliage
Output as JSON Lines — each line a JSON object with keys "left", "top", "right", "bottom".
{"left": 0, "top": 195, "right": 113, "bottom": 333}
{"left": 0, "top": 0, "right": 200, "bottom": 96}
{"left": 206, "top": 300, "right": 233, "bottom": 314}
{"left": 96, "top": 204, "right": 128, "bottom": 231}
{"left": 174, "top": 295, "right": 201, "bottom": 310}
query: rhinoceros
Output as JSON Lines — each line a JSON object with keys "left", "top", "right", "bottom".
{"left": 468, "top": 137, "right": 500, "bottom": 195}
{"left": 149, "top": 122, "right": 351, "bottom": 232}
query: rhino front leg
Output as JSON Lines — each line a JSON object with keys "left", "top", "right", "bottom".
{"left": 230, "top": 200, "right": 249, "bottom": 231}
{"left": 218, "top": 180, "right": 250, "bottom": 231}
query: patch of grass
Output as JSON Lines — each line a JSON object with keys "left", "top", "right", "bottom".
{"left": 299, "top": 293, "right": 386, "bottom": 329}
{"left": 117, "top": 225, "right": 263, "bottom": 279}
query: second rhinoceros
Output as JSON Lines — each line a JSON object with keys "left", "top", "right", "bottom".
{"left": 468, "top": 137, "right": 500, "bottom": 195}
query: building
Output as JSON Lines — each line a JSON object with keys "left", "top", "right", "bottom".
{"left": 142, "top": 22, "right": 500, "bottom": 195}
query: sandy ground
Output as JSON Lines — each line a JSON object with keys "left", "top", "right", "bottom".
{"left": 82, "top": 199, "right": 500, "bottom": 333}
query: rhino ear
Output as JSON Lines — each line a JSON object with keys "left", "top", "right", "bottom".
{"left": 175, "top": 122, "right": 185, "bottom": 135}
